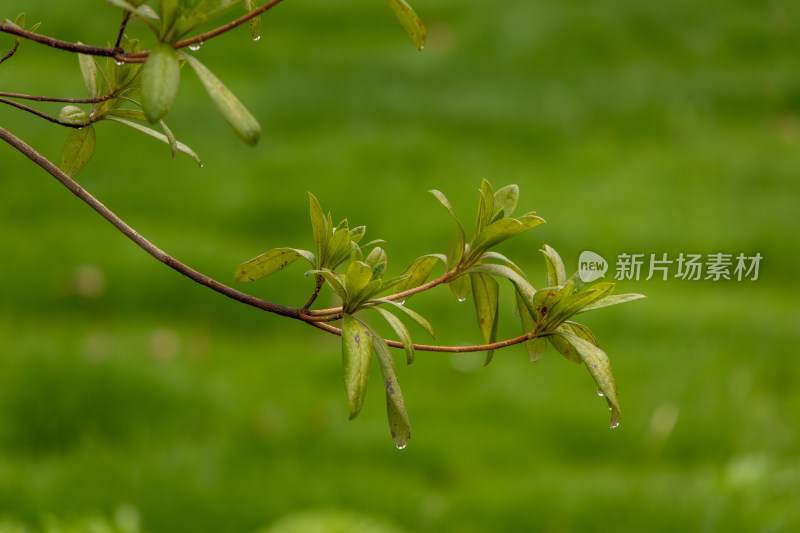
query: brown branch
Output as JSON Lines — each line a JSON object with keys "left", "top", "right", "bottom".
{"left": 0, "top": 23, "right": 122, "bottom": 57}
{"left": 0, "top": 91, "right": 116, "bottom": 104}
{"left": 0, "top": 125, "right": 536, "bottom": 355}
{"left": 0, "top": 97, "right": 87, "bottom": 128}
{"left": 0, "top": 40, "right": 20, "bottom": 65}
{"left": 114, "top": 11, "right": 132, "bottom": 49}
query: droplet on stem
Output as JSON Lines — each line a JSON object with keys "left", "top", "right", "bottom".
{"left": 188, "top": 41, "right": 203, "bottom": 51}
{"left": 115, "top": 59, "right": 124, "bottom": 66}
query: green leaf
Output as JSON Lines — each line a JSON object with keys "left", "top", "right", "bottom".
{"left": 474, "top": 179, "right": 494, "bottom": 236}
{"left": 579, "top": 293, "right": 647, "bottom": 313}
{"left": 546, "top": 330, "right": 583, "bottom": 364}
{"left": 359, "top": 319, "right": 411, "bottom": 449}
{"left": 429, "top": 189, "right": 465, "bottom": 266}
{"left": 555, "top": 331, "right": 621, "bottom": 428}
{"left": 349, "top": 226, "right": 366, "bottom": 244}
{"left": 561, "top": 321, "right": 599, "bottom": 347}
{"left": 449, "top": 272, "right": 472, "bottom": 301}
{"left": 60, "top": 125, "right": 96, "bottom": 177}
{"left": 466, "top": 263, "right": 536, "bottom": 317}
{"left": 369, "top": 299, "right": 434, "bottom": 339}
{"left": 470, "top": 272, "right": 499, "bottom": 365}
{"left": 105, "top": 109, "right": 148, "bottom": 121}
{"left": 182, "top": 52, "right": 261, "bottom": 146}
{"left": 390, "top": 254, "right": 446, "bottom": 297}
{"left": 308, "top": 192, "right": 328, "bottom": 266}
{"left": 58, "top": 105, "right": 89, "bottom": 125}
{"left": 387, "top": 0, "right": 426, "bottom": 51}
{"left": 341, "top": 314, "right": 373, "bottom": 420}
{"left": 306, "top": 269, "right": 347, "bottom": 302}
{"left": 323, "top": 226, "right": 351, "bottom": 269}
{"left": 545, "top": 283, "right": 614, "bottom": 329}
{"left": 470, "top": 214, "right": 545, "bottom": 256}
{"left": 105, "top": 116, "right": 203, "bottom": 166}
{"left": 365, "top": 246, "right": 388, "bottom": 270}
{"left": 370, "top": 306, "right": 415, "bottom": 364}
{"left": 493, "top": 184, "right": 519, "bottom": 217}
{"left": 141, "top": 42, "right": 180, "bottom": 123}
{"left": 77, "top": 50, "right": 98, "bottom": 98}
{"left": 481, "top": 251, "right": 525, "bottom": 278}
{"left": 159, "top": 119, "right": 178, "bottom": 158}
{"left": 514, "top": 289, "right": 542, "bottom": 362}
{"left": 244, "top": 0, "right": 261, "bottom": 41}
{"left": 541, "top": 244, "right": 567, "bottom": 287}
{"left": 107, "top": 0, "right": 160, "bottom": 22}
{"left": 235, "top": 248, "right": 315, "bottom": 282}
{"left": 344, "top": 261, "right": 375, "bottom": 311}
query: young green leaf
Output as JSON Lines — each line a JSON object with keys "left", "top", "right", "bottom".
{"left": 182, "top": 53, "right": 261, "bottom": 146}
{"left": 365, "top": 246, "right": 388, "bottom": 270}
{"left": 391, "top": 254, "right": 446, "bottom": 297}
{"left": 77, "top": 50, "right": 98, "bottom": 98}
{"left": 493, "top": 184, "right": 519, "bottom": 217}
{"left": 541, "top": 244, "right": 567, "bottom": 287}
{"left": 546, "top": 330, "right": 583, "bottom": 364}
{"left": 429, "top": 189, "right": 465, "bottom": 266}
{"left": 359, "top": 319, "right": 411, "bottom": 448}
{"left": 579, "top": 293, "right": 647, "bottom": 313}
{"left": 555, "top": 331, "right": 621, "bottom": 428}
{"left": 369, "top": 298, "right": 434, "bottom": 339}
{"left": 466, "top": 263, "right": 536, "bottom": 317}
{"left": 235, "top": 248, "right": 315, "bottom": 282}
{"left": 474, "top": 179, "right": 495, "bottom": 236}
{"left": 344, "top": 261, "right": 375, "bottom": 304}
{"left": 306, "top": 269, "right": 347, "bottom": 302}
{"left": 159, "top": 119, "right": 178, "bottom": 158}
{"left": 60, "top": 125, "right": 96, "bottom": 177}
{"left": 514, "top": 289, "right": 542, "bottom": 362}
{"left": 387, "top": 0, "right": 426, "bottom": 51}
{"left": 370, "top": 306, "right": 415, "bottom": 364}
{"left": 58, "top": 105, "right": 89, "bottom": 125}
{"left": 141, "top": 42, "right": 180, "bottom": 123}
{"left": 342, "top": 314, "right": 374, "bottom": 420}
{"left": 449, "top": 273, "right": 472, "bottom": 302}
{"left": 323, "top": 226, "right": 351, "bottom": 268}
{"left": 470, "top": 272, "right": 499, "bottom": 365}
{"left": 104, "top": 117, "right": 203, "bottom": 166}
{"left": 308, "top": 192, "right": 328, "bottom": 265}
{"left": 244, "top": 0, "right": 262, "bottom": 41}
{"left": 544, "top": 283, "right": 614, "bottom": 329}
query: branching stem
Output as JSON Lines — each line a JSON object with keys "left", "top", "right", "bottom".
{"left": 0, "top": 126, "right": 535, "bottom": 355}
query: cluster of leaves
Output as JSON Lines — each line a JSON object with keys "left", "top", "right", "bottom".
{"left": 235, "top": 181, "right": 644, "bottom": 447}
{"left": 25, "top": 0, "right": 425, "bottom": 176}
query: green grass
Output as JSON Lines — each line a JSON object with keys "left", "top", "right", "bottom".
{"left": 2, "top": 0, "right": 799, "bottom": 531}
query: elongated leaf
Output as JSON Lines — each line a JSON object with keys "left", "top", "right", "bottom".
{"left": 561, "top": 321, "right": 599, "bottom": 347}
{"left": 541, "top": 244, "right": 567, "bottom": 287}
{"left": 470, "top": 272, "right": 499, "bottom": 365}
{"left": 579, "top": 293, "right": 647, "bottom": 313}
{"left": 379, "top": 274, "right": 411, "bottom": 294}
{"left": 107, "top": 0, "right": 160, "bottom": 21}
{"left": 306, "top": 268, "right": 347, "bottom": 302}
{"left": 159, "top": 119, "right": 177, "bottom": 158}
{"left": 474, "top": 179, "right": 494, "bottom": 236}
{"left": 494, "top": 184, "right": 519, "bottom": 217}
{"left": 391, "top": 254, "right": 445, "bottom": 296}
{"left": 369, "top": 299, "right": 434, "bottom": 338}
{"left": 349, "top": 279, "right": 382, "bottom": 312}
{"left": 359, "top": 319, "right": 411, "bottom": 448}
{"left": 546, "top": 331, "right": 582, "bottom": 364}
{"left": 182, "top": 53, "right": 261, "bottom": 146}
{"left": 308, "top": 192, "right": 327, "bottom": 265}
{"left": 344, "top": 261, "right": 374, "bottom": 304}
{"left": 515, "top": 289, "right": 542, "bottom": 362}
{"left": 470, "top": 214, "right": 545, "bottom": 256}
{"left": 449, "top": 272, "right": 472, "bottom": 301}
{"left": 105, "top": 117, "right": 202, "bottom": 166}
{"left": 370, "top": 306, "right": 415, "bottom": 364}
{"left": 387, "top": 0, "right": 426, "bottom": 51}
{"left": 429, "top": 189, "right": 465, "bottom": 266}
{"left": 235, "top": 247, "right": 315, "bottom": 282}
{"left": 365, "top": 246, "right": 387, "bottom": 269}
{"left": 545, "top": 283, "right": 613, "bottom": 329}
{"left": 556, "top": 331, "right": 621, "bottom": 428}
{"left": 349, "top": 226, "right": 366, "bottom": 244}
{"left": 60, "top": 125, "right": 96, "bottom": 177}
{"left": 105, "top": 109, "right": 148, "bottom": 121}
{"left": 324, "top": 226, "right": 351, "bottom": 268}
{"left": 342, "top": 314, "right": 373, "bottom": 420}
{"left": 244, "top": 0, "right": 261, "bottom": 41}
{"left": 141, "top": 42, "right": 180, "bottom": 123}
{"left": 481, "top": 251, "right": 526, "bottom": 277}
{"left": 466, "top": 263, "right": 536, "bottom": 317}
{"left": 77, "top": 50, "right": 98, "bottom": 98}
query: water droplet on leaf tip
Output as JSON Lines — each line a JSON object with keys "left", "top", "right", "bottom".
{"left": 457, "top": 297, "right": 466, "bottom": 302}
{"left": 610, "top": 417, "right": 620, "bottom": 429}
{"left": 596, "top": 389, "right": 604, "bottom": 397}
{"left": 398, "top": 300, "right": 405, "bottom": 306}
{"left": 396, "top": 443, "right": 407, "bottom": 450}
{"left": 253, "top": 35, "right": 261, "bottom": 42}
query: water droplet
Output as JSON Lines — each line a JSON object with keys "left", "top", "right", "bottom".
{"left": 398, "top": 300, "right": 406, "bottom": 306}
{"left": 188, "top": 41, "right": 203, "bottom": 51}
{"left": 396, "top": 443, "right": 407, "bottom": 450}
{"left": 596, "top": 389, "right": 604, "bottom": 397}
{"left": 115, "top": 59, "right": 124, "bottom": 66}
{"left": 457, "top": 297, "right": 466, "bottom": 303}
{"left": 253, "top": 35, "right": 261, "bottom": 42}
{"left": 610, "top": 416, "right": 620, "bottom": 429}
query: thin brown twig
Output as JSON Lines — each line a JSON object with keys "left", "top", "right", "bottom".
{"left": 0, "top": 126, "right": 536, "bottom": 355}
{"left": 114, "top": 11, "right": 131, "bottom": 49}
{"left": 0, "top": 97, "right": 87, "bottom": 128}
{"left": 0, "top": 91, "right": 116, "bottom": 104}
{"left": 0, "top": 41, "right": 20, "bottom": 65}
{"left": 0, "top": 23, "right": 122, "bottom": 57}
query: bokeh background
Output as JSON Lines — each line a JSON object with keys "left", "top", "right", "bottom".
{"left": 2, "top": 0, "right": 799, "bottom": 531}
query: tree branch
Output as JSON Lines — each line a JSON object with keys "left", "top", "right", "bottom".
{"left": 0, "top": 23, "right": 123, "bottom": 57}
{"left": 0, "top": 126, "right": 536, "bottom": 355}
{"left": 0, "top": 40, "right": 20, "bottom": 65}
{"left": 0, "top": 97, "right": 86, "bottom": 128}
{"left": 0, "top": 91, "right": 116, "bottom": 104}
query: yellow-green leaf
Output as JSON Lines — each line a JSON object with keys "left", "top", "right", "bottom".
{"left": 235, "top": 248, "right": 315, "bottom": 282}
{"left": 182, "top": 52, "right": 261, "bottom": 146}
{"left": 387, "top": 0, "right": 426, "bottom": 51}
{"left": 60, "top": 125, "right": 96, "bottom": 177}
{"left": 342, "top": 314, "right": 373, "bottom": 420}
{"left": 470, "top": 272, "right": 499, "bottom": 365}
{"left": 141, "top": 42, "right": 180, "bottom": 123}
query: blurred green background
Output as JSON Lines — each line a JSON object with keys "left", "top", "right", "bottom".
{"left": 1, "top": 0, "right": 799, "bottom": 531}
